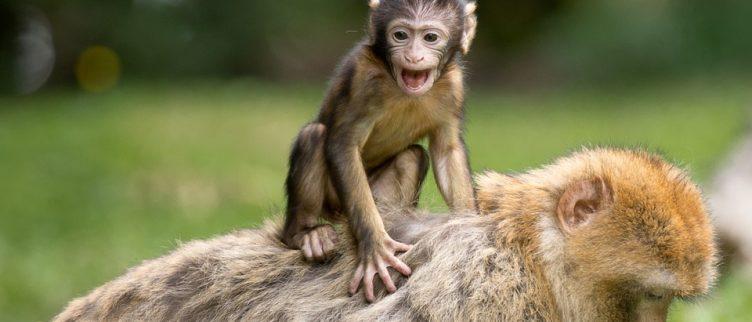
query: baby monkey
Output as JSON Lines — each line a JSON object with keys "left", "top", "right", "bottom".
{"left": 282, "top": 0, "right": 478, "bottom": 302}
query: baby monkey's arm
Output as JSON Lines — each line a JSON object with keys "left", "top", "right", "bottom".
{"left": 325, "top": 117, "right": 413, "bottom": 303}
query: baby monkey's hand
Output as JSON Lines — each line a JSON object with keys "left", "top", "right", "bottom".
{"left": 348, "top": 236, "right": 412, "bottom": 302}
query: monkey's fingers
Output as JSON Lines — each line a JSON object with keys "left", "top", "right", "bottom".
{"left": 349, "top": 265, "right": 365, "bottom": 295}
{"left": 309, "top": 230, "right": 325, "bottom": 261}
{"left": 376, "top": 257, "right": 397, "bottom": 293}
{"left": 301, "top": 234, "right": 314, "bottom": 260}
{"left": 390, "top": 240, "right": 413, "bottom": 253}
{"left": 320, "top": 234, "right": 336, "bottom": 260}
{"left": 385, "top": 254, "right": 412, "bottom": 277}
{"left": 318, "top": 226, "right": 338, "bottom": 260}
{"left": 363, "top": 264, "right": 377, "bottom": 303}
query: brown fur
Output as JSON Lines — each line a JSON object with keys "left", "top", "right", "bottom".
{"left": 284, "top": 36, "right": 475, "bottom": 240}
{"left": 55, "top": 148, "right": 717, "bottom": 321}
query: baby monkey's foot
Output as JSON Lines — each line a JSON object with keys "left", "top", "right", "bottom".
{"left": 294, "top": 225, "right": 339, "bottom": 262}
{"left": 348, "top": 238, "right": 412, "bottom": 303}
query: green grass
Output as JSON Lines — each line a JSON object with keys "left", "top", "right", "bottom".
{"left": 0, "top": 79, "right": 750, "bottom": 321}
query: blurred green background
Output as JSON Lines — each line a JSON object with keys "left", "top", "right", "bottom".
{"left": 1, "top": 0, "right": 752, "bottom": 321}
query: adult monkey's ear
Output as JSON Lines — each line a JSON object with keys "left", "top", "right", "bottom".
{"left": 556, "top": 177, "right": 614, "bottom": 234}
{"left": 369, "top": 0, "right": 380, "bottom": 9}
{"left": 461, "top": 1, "right": 478, "bottom": 55}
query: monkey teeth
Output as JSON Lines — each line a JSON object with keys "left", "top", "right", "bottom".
{"left": 401, "top": 69, "right": 430, "bottom": 90}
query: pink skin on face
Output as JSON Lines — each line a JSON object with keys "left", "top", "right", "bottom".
{"left": 388, "top": 20, "right": 448, "bottom": 96}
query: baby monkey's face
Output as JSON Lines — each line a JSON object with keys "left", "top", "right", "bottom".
{"left": 387, "top": 19, "right": 450, "bottom": 96}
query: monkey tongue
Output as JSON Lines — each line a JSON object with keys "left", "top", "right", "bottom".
{"left": 402, "top": 69, "right": 429, "bottom": 90}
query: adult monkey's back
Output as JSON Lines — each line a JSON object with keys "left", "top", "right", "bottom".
{"left": 56, "top": 148, "right": 717, "bottom": 321}
{"left": 282, "top": 0, "right": 479, "bottom": 301}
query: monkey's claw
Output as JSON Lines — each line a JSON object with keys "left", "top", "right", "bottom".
{"left": 297, "top": 225, "right": 339, "bottom": 262}
{"left": 348, "top": 238, "right": 412, "bottom": 302}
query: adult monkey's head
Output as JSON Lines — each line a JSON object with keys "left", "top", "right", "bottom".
{"left": 368, "top": 0, "right": 478, "bottom": 96}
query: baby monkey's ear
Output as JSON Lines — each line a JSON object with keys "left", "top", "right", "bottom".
{"left": 369, "top": 0, "right": 381, "bottom": 10}
{"left": 461, "top": 2, "right": 478, "bottom": 55}
{"left": 556, "top": 177, "right": 614, "bottom": 234}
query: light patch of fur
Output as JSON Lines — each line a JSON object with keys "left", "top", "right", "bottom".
{"left": 536, "top": 215, "right": 586, "bottom": 322}
{"left": 369, "top": 0, "right": 381, "bottom": 10}
{"left": 465, "top": 2, "right": 477, "bottom": 15}
{"left": 408, "top": 1, "right": 456, "bottom": 23}
{"left": 461, "top": 2, "right": 477, "bottom": 54}
{"left": 434, "top": 157, "right": 452, "bottom": 200}
{"left": 430, "top": 140, "right": 474, "bottom": 211}
{"left": 643, "top": 269, "right": 679, "bottom": 291}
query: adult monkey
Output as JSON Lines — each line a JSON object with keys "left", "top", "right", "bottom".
{"left": 282, "top": 0, "right": 478, "bottom": 301}
{"left": 55, "top": 149, "right": 718, "bottom": 321}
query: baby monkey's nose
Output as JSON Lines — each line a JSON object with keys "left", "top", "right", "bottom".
{"left": 405, "top": 55, "right": 425, "bottom": 64}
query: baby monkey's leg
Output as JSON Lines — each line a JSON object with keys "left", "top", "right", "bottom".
{"left": 284, "top": 125, "right": 428, "bottom": 270}
{"left": 370, "top": 145, "right": 430, "bottom": 213}
{"left": 282, "top": 123, "right": 338, "bottom": 262}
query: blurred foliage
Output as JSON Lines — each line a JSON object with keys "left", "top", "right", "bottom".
{"left": 0, "top": 4, "right": 19, "bottom": 90}
{"left": 537, "top": 0, "right": 752, "bottom": 84}
{"left": 0, "top": 78, "right": 750, "bottom": 320}
{"left": 1, "top": 0, "right": 751, "bottom": 92}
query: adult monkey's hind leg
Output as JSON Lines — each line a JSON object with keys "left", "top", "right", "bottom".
{"left": 282, "top": 123, "right": 339, "bottom": 262}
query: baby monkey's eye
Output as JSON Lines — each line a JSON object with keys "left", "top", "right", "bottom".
{"left": 394, "top": 31, "right": 409, "bottom": 41}
{"left": 424, "top": 33, "right": 439, "bottom": 43}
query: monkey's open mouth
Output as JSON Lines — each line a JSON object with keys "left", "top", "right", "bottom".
{"left": 399, "top": 69, "right": 433, "bottom": 95}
